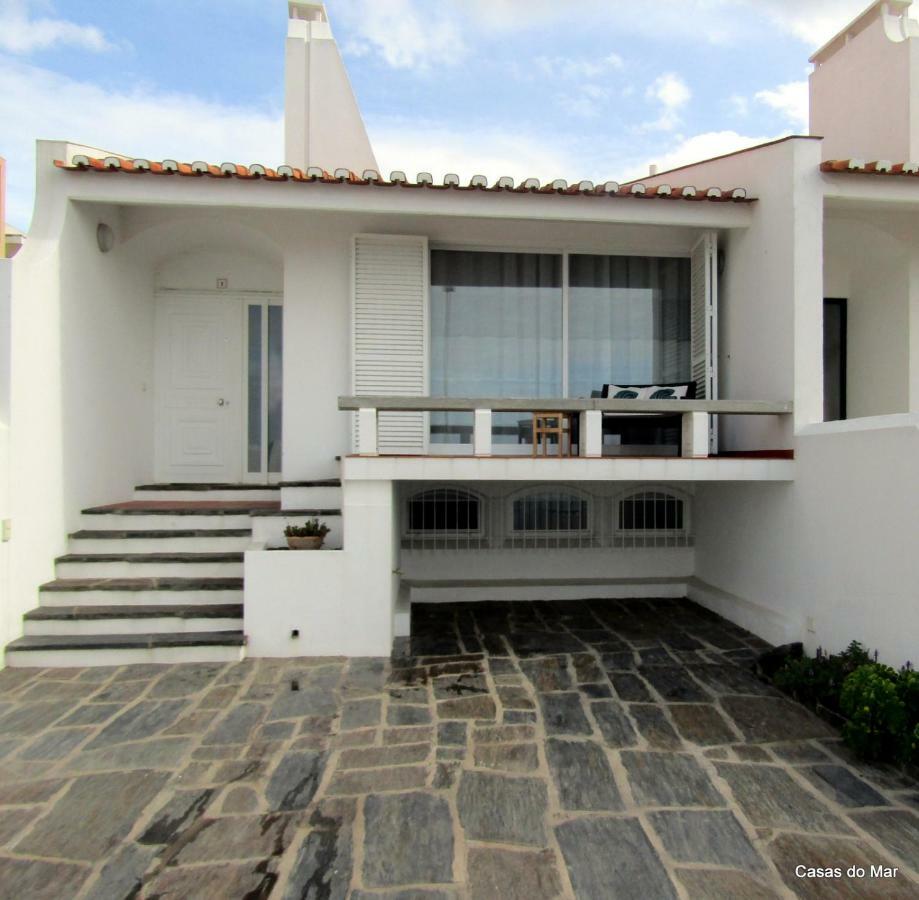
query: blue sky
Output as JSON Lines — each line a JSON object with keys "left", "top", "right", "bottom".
{"left": 0, "top": 0, "right": 880, "bottom": 229}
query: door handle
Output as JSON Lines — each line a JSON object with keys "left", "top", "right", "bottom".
{"left": 217, "top": 398, "right": 228, "bottom": 407}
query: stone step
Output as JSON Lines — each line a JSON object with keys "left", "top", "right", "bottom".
{"left": 133, "top": 483, "right": 280, "bottom": 502}
{"left": 38, "top": 577, "right": 244, "bottom": 607}
{"left": 69, "top": 529, "right": 252, "bottom": 554}
{"left": 80, "top": 504, "right": 266, "bottom": 531}
{"left": 23, "top": 603, "right": 243, "bottom": 636}
{"left": 56, "top": 552, "right": 244, "bottom": 579}
{"left": 404, "top": 576, "right": 689, "bottom": 603}
{"left": 4, "top": 631, "right": 246, "bottom": 667}
{"left": 278, "top": 480, "right": 342, "bottom": 487}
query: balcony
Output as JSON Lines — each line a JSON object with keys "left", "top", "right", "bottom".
{"left": 337, "top": 396, "right": 795, "bottom": 482}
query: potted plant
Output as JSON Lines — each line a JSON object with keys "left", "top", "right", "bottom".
{"left": 285, "top": 518, "right": 330, "bottom": 550}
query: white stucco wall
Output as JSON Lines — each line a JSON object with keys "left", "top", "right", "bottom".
{"left": 245, "top": 479, "right": 396, "bottom": 656}
{"left": 694, "top": 416, "right": 919, "bottom": 666}
{"left": 810, "top": 9, "right": 916, "bottom": 162}
{"left": 824, "top": 216, "right": 911, "bottom": 417}
{"left": 642, "top": 137, "right": 825, "bottom": 450}
{"left": 284, "top": 16, "right": 378, "bottom": 174}
{"left": 58, "top": 202, "right": 157, "bottom": 525}
{"left": 0, "top": 259, "right": 11, "bottom": 652}
{"left": 155, "top": 249, "right": 283, "bottom": 294}
{"left": 7, "top": 143, "right": 71, "bottom": 654}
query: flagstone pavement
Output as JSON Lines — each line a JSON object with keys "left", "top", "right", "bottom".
{"left": 0, "top": 597, "right": 917, "bottom": 899}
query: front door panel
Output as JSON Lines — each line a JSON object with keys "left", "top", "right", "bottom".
{"left": 156, "top": 295, "right": 242, "bottom": 482}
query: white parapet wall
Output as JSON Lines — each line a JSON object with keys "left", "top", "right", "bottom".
{"left": 694, "top": 415, "right": 919, "bottom": 665}
{"left": 244, "top": 479, "right": 397, "bottom": 657}
{"left": 0, "top": 259, "right": 10, "bottom": 653}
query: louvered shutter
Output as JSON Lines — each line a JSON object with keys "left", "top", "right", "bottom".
{"left": 352, "top": 234, "right": 428, "bottom": 454}
{"left": 690, "top": 232, "right": 719, "bottom": 450}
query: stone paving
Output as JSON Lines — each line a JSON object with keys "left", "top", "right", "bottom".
{"left": 0, "top": 598, "right": 917, "bottom": 899}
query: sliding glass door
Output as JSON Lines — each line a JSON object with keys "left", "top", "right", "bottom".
{"left": 429, "top": 249, "right": 692, "bottom": 450}
{"left": 568, "top": 254, "right": 691, "bottom": 396}
{"left": 430, "top": 250, "right": 563, "bottom": 448}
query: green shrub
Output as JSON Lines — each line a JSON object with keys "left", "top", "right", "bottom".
{"left": 772, "top": 641, "right": 870, "bottom": 714}
{"left": 896, "top": 670, "right": 919, "bottom": 766}
{"left": 770, "top": 642, "right": 917, "bottom": 767}
{"left": 840, "top": 664, "right": 906, "bottom": 762}
{"left": 284, "top": 518, "right": 330, "bottom": 539}
{"left": 897, "top": 669, "right": 919, "bottom": 727}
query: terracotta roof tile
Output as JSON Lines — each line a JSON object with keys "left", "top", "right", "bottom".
{"left": 53, "top": 156, "right": 754, "bottom": 204}
{"left": 821, "top": 159, "right": 919, "bottom": 176}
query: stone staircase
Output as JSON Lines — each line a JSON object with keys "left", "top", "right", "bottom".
{"left": 4, "top": 481, "right": 343, "bottom": 667}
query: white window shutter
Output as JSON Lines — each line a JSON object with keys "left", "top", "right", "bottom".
{"left": 352, "top": 234, "right": 429, "bottom": 454}
{"left": 691, "top": 232, "right": 718, "bottom": 450}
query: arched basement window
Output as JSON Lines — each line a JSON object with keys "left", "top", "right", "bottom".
{"left": 616, "top": 489, "right": 689, "bottom": 547}
{"left": 406, "top": 487, "right": 482, "bottom": 533}
{"left": 511, "top": 489, "right": 589, "bottom": 532}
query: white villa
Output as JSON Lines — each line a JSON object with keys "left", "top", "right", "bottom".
{"left": 0, "top": 0, "right": 917, "bottom": 667}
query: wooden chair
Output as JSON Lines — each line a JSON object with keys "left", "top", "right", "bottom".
{"left": 532, "top": 412, "right": 573, "bottom": 457}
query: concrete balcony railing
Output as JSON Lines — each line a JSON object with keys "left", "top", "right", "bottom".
{"left": 338, "top": 396, "right": 794, "bottom": 459}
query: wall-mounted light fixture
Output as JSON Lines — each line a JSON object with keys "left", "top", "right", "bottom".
{"left": 96, "top": 223, "right": 115, "bottom": 253}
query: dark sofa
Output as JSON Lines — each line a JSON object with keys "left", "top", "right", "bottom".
{"left": 594, "top": 381, "right": 697, "bottom": 454}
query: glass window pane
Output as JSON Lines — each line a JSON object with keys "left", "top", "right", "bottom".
{"left": 267, "top": 306, "right": 283, "bottom": 473}
{"left": 247, "top": 305, "right": 262, "bottom": 473}
{"left": 619, "top": 492, "right": 683, "bottom": 530}
{"left": 407, "top": 489, "right": 479, "bottom": 531}
{"left": 512, "top": 493, "right": 588, "bottom": 531}
{"left": 430, "top": 250, "right": 563, "bottom": 444}
{"left": 568, "top": 255, "right": 691, "bottom": 398}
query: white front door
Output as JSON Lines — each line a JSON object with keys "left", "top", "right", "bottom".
{"left": 155, "top": 294, "right": 243, "bottom": 483}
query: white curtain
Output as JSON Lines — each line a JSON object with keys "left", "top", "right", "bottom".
{"left": 430, "top": 250, "right": 563, "bottom": 444}
{"left": 568, "top": 254, "right": 691, "bottom": 397}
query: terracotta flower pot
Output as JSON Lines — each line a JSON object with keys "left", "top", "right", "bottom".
{"left": 287, "top": 535, "right": 324, "bottom": 550}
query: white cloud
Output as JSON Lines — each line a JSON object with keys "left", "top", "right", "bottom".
{"left": 755, "top": 79, "right": 808, "bottom": 129}
{"left": 367, "top": 117, "right": 579, "bottom": 184}
{"left": 642, "top": 73, "right": 691, "bottom": 131}
{"left": 747, "top": 0, "right": 877, "bottom": 48}
{"left": 535, "top": 53, "right": 624, "bottom": 80}
{"left": 566, "top": 83, "right": 611, "bottom": 118}
{"left": 633, "top": 129, "right": 778, "bottom": 181}
{"left": 728, "top": 94, "right": 749, "bottom": 117}
{"left": 0, "top": 59, "right": 282, "bottom": 229}
{"left": 329, "top": 0, "right": 465, "bottom": 69}
{"left": 0, "top": 0, "right": 115, "bottom": 54}
{"left": 332, "top": 0, "right": 904, "bottom": 65}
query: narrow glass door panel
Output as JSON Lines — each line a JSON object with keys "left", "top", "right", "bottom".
{"left": 247, "top": 305, "right": 263, "bottom": 473}
{"left": 823, "top": 298, "right": 846, "bottom": 421}
{"left": 267, "top": 305, "right": 283, "bottom": 472}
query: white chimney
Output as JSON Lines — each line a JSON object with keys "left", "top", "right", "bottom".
{"left": 284, "top": 1, "right": 378, "bottom": 173}
{"left": 810, "top": 0, "right": 919, "bottom": 161}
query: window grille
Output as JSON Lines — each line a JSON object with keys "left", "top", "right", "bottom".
{"left": 615, "top": 490, "right": 690, "bottom": 548}
{"left": 507, "top": 490, "right": 594, "bottom": 549}
{"left": 404, "top": 488, "right": 484, "bottom": 549}
{"left": 400, "top": 485, "right": 692, "bottom": 552}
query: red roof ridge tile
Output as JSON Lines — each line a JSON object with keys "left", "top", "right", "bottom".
{"left": 822, "top": 158, "right": 919, "bottom": 176}
{"left": 53, "top": 157, "right": 755, "bottom": 203}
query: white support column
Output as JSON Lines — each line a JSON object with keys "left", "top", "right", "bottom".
{"left": 473, "top": 409, "right": 492, "bottom": 457}
{"left": 358, "top": 408, "right": 378, "bottom": 456}
{"left": 580, "top": 410, "right": 602, "bottom": 458}
{"left": 682, "top": 412, "right": 709, "bottom": 458}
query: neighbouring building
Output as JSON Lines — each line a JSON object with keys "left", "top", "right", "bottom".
{"left": 1, "top": 0, "right": 917, "bottom": 667}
